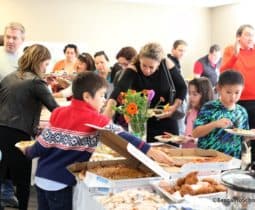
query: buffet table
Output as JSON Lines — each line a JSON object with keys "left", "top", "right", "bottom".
{"left": 72, "top": 178, "right": 228, "bottom": 210}
{"left": 73, "top": 181, "right": 104, "bottom": 210}
{"left": 69, "top": 129, "right": 243, "bottom": 210}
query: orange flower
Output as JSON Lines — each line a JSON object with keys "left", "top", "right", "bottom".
{"left": 126, "top": 102, "right": 138, "bottom": 115}
{"left": 112, "top": 89, "right": 155, "bottom": 125}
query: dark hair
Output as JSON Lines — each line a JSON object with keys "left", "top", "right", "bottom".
{"left": 72, "top": 72, "right": 108, "bottom": 100}
{"left": 218, "top": 70, "right": 244, "bottom": 86}
{"left": 94, "top": 51, "right": 109, "bottom": 61}
{"left": 209, "top": 44, "right": 220, "bottom": 53}
{"left": 23, "top": 46, "right": 30, "bottom": 52}
{"left": 63, "top": 44, "right": 78, "bottom": 54}
{"left": 173, "top": 40, "right": 187, "bottom": 49}
{"left": 188, "top": 77, "right": 214, "bottom": 110}
{"left": 236, "top": 24, "right": 254, "bottom": 37}
{"left": 116, "top": 46, "right": 137, "bottom": 61}
{"left": 78, "top": 53, "right": 96, "bottom": 71}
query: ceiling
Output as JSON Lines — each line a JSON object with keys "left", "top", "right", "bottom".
{"left": 114, "top": 0, "right": 240, "bottom": 7}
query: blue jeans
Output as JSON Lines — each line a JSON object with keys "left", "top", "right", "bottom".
{"left": 1, "top": 180, "right": 15, "bottom": 200}
{"left": 36, "top": 185, "right": 72, "bottom": 210}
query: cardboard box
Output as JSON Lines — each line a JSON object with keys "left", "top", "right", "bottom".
{"left": 126, "top": 143, "right": 241, "bottom": 180}
{"left": 68, "top": 125, "right": 163, "bottom": 194}
{"left": 68, "top": 158, "right": 160, "bottom": 194}
{"left": 150, "top": 142, "right": 178, "bottom": 149}
{"left": 69, "top": 126, "right": 240, "bottom": 186}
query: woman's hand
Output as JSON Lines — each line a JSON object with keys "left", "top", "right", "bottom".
{"left": 147, "top": 147, "right": 174, "bottom": 166}
{"left": 156, "top": 107, "right": 176, "bottom": 119}
{"left": 56, "top": 77, "right": 70, "bottom": 89}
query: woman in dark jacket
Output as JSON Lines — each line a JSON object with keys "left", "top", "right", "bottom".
{"left": 104, "top": 42, "right": 187, "bottom": 142}
{"left": 0, "top": 44, "right": 58, "bottom": 210}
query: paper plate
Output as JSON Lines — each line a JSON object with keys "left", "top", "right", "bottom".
{"left": 154, "top": 135, "right": 186, "bottom": 143}
{"left": 148, "top": 108, "right": 164, "bottom": 117}
{"left": 224, "top": 128, "right": 255, "bottom": 137}
{"left": 15, "top": 140, "right": 36, "bottom": 148}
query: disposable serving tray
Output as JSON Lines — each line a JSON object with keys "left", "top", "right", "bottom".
{"left": 68, "top": 158, "right": 160, "bottom": 194}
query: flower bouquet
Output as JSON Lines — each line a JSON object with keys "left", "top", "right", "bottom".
{"left": 113, "top": 89, "right": 155, "bottom": 141}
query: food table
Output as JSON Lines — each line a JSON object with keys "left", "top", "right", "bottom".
{"left": 69, "top": 129, "right": 242, "bottom": 210}
{"left": 73, "top": 181, "right": 104, "bottom": 210}
{"left": 72, "top": 174, "right": 228, "bottom": 210}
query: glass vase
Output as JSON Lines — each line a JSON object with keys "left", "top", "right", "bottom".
{"left": 128, "top": 120, "right": 147, "bottom": 142}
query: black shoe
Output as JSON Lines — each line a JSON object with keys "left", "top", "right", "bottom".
{"left": 1, "top": 196, "right": 19, "bottom": 208}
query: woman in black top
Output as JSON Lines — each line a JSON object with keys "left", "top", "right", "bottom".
{"left": 104, "top": 42, "right": 187, "bottom": 142}
{"left": 0, "top": 44, "right": 58, "bottom": 210}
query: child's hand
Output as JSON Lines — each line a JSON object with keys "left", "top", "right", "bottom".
{"left": 215, "top": 118, "right": 233, "bottom": 128}
{"left": 147, "top": 147, "right": 174, "bottom": 166}
{"left": 182, "top": 136, "right": 197, "bottom": 143}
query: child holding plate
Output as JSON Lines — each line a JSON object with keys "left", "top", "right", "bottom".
{"left": 192, "top": 70, "right": 249, "bottom": 158}
{"left": 181, "top": 77, "right": 214, "bottom": 148}
{"left": 158, "top": 77, "right": 213, "bottom": 147}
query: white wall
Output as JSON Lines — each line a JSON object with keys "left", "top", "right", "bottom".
{"left": 211, "top": 2, "right": 255, "bottom": 49}
{"left": 0, "top": 0, "right": 212, "bottom": 77}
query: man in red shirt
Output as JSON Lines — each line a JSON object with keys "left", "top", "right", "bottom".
{"left": 220, "top": 24, "right": 255, "bottom": 165}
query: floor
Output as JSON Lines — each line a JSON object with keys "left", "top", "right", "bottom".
{"left": 5, "top": 186, "right": 37, "bottom": 210}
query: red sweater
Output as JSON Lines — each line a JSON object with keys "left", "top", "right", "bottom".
{"left": 220, "top": 45, "right": 255, "bottom": 100}
{"left": 26, "top": 99, "right": 150, "bottom": 186}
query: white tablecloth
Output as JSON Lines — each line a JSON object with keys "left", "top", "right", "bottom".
{"left": 73, "top": 180, "right": 104, "bottom": 210}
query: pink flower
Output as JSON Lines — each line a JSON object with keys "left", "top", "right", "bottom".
{"left": 147, "top": 89, "right": 155, "bottom": 102}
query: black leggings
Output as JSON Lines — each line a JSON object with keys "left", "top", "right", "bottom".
{"left": 0, "top": 126, "right": 32, "bottom": 210}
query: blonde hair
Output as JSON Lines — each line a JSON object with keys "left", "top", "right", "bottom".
{"left": 4, "top": 22, "right": 25, "bottom": 40}
{"left": 138, "top": 42, "right": 165, "bottom": 62}
{"left": 18, "top": 44, "right": 51, "bottom": 78}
